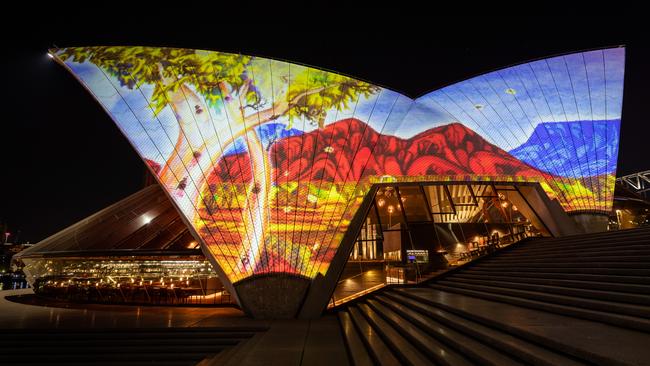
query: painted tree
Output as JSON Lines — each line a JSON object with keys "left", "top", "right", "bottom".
{"left": 56, "top": 46, "right": 380, "bottom": 277}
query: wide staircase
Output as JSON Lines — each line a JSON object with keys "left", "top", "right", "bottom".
{"left": 338, "top": 227, "right": 650, "bottom": 365}
{"left": 0, "top": 326, "right": 265, "bottom": 365}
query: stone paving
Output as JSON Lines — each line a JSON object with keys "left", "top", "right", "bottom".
{"left": 1, "top": 289, "right": 349, "bottom": 366}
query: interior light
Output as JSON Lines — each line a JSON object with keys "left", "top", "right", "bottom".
{"left": 47, "top": 53, "right": 54, "bottom": 59}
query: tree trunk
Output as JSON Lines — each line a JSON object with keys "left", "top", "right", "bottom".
{"left": 156, "top": 82, "right": 273, "bottom": 276}
{"left": 238, "top": 129, "right": 271, "bottom": 274}
{"left": 156, "top": 81, "right": 332, "bottom": 278}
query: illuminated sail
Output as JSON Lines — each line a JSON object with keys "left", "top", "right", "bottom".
{"left": 55, "top": 46, "right": 624, "bottom": 286}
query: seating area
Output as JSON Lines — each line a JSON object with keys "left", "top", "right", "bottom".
{"left": 337, "top": 227, "right": 650, "bottom": 365}
{"left": 36, "top": 280, "right": 234, "bottom": 306}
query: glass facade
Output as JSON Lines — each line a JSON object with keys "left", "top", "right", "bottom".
{"left": 331, "top": 182, "right": 547, "bottom": 305}
{"left": 23, "top": 256, "right": 232, "bottom": 305}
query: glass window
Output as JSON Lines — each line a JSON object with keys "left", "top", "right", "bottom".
{"left": 423, "top": 185, "right": 454, "bottom": 214}
{"left": 396, "top": 186, "right": 431, "bottom": 222}
{"left": 447, "top": 184, "right": 478, "bottom": 206}
{"left": 375, "top": 186, "right": 406, "bottom": 230}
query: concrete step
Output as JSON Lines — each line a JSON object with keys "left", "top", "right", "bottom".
{"left": 436, "top": 280, "right": 650, "bottom": 319}
{"left": 0, "top": 345, "right": 230, "bottom": 354}
{"left": 0, "top": 338, "right": 241, "bottom": 348}
{"left": 0, "top": 352, "right": 213, "bottom": 363}
{"left": 508, "top": 239, "right": 650, "bottom": 253}
{"left": 380, "top": 291, "right": 586, "bottom": 366}
{"left": 338, "top": 228, "right": 650, "bottom": 365}
{"left": 476, "top": 260, "right": 650, "bottom": 268}
{"left": 428, "top": 283, "right": 650, "bottom": 332}
{"left": 461, "top": 269, "right": 650, "bottom": 284}
{"left": 496, "top": 246, "right": 650, "bottom": 258}
{"left": 356, "top": 302, "right": 458, "bottom": 366}
{"left": 452, "top": 273, "right": 650, "bottom": 294}
{"left": 468, "top": 265, "right": 650, "bottom": 276}
{"left": 527, "top": 229, "right": 650, "bottom": 244}
{"left": 391, "top": 287, "right": 650, "bottom": 365}
{"left": 493, "top": 251, "right": 650, "bottom": 261}
{"left": 371, "top": 295, "right": 526, "bottom": 366}
{"left": 443, "top": 276, "right": 650, "bottom": 305}
{"left": 0, "top": 327, "right": 260, "bottom": 365}
{"left": 338, "top": 311, "right": 373, "bottom": 366}
{"left": 347, "top": 306, "right": 401, "bottom": 366}
{"left": 2, "top": 331, "right": 254, "bottom": 341}
{"left": 363, "top": 300, "right": 473, "bottom": 366}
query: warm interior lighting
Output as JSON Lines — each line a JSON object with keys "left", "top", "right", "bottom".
{"left": 142, "top": 215, "right": 152, "bottom": 225}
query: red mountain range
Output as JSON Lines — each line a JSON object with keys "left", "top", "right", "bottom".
{"left": 176, "top": 118, "right": 552, "bottom": 184}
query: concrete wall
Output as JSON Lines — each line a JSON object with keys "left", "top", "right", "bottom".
{"left": 234, "top": 275, "right": 311, "bottom": 319}
{"left": 570, "top": 213, "right": 610, "bottom": 233}
{"left": 515, "top": 185, "right": 583, "bottom": 236}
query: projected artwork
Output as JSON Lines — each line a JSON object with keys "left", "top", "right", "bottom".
{"left": 54, "top": 46, "right": 624, "bottom": 283}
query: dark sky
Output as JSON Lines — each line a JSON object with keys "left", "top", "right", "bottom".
{"left": 1, "top": 17, "right": 648, "bottom": 243}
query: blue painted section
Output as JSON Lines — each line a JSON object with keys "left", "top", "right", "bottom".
{"left": 222, "top": 123, "right": 304, "bottom": 156}
{"left": 509, "top": 120, "right": 620, "bottom": 177}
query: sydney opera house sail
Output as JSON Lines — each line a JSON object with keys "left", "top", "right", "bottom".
{"left": 53, "top": 46, "right": 624, "bottom": 285}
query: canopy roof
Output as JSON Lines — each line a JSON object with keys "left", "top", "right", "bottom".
{"left": 16, "top": 185, "right": 197, "bottom": 259}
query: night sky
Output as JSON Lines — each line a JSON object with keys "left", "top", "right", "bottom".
{"left": 2, "top": 18, "right": 648, "bottom": 243}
